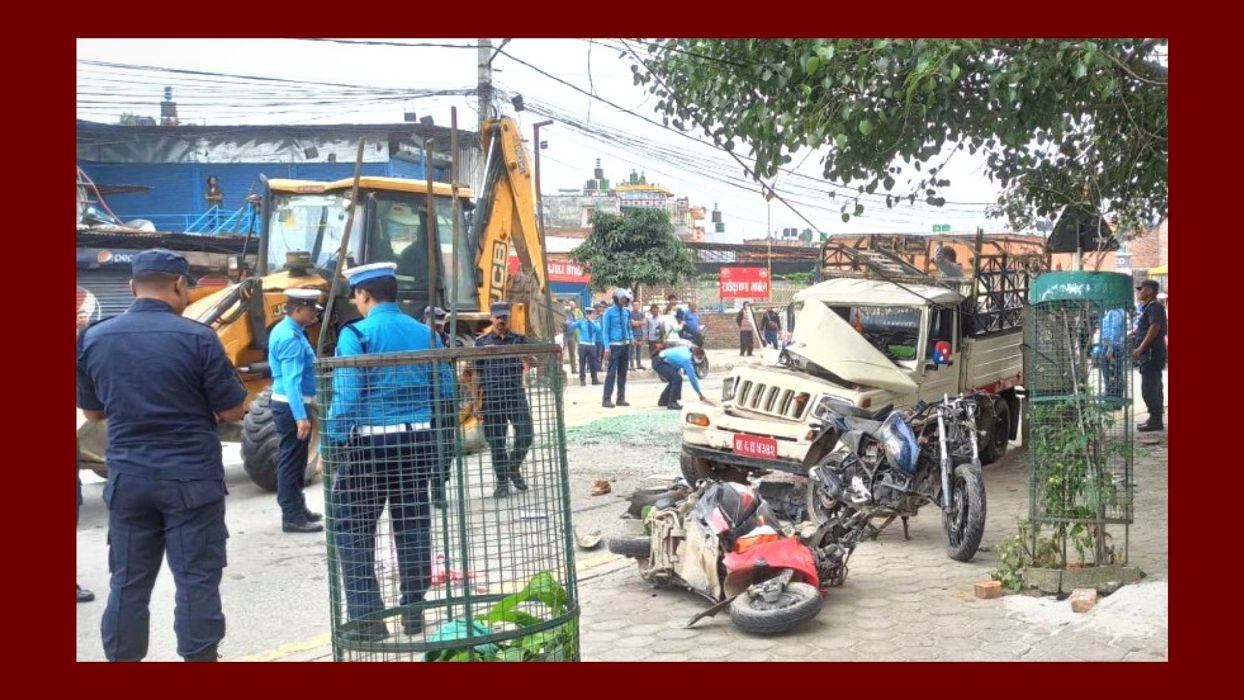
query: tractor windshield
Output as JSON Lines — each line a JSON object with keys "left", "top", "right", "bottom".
{"left": 370, "top": 193, "right": 477, "bottom": 311}
{"left": 265, "top": 193, "right": 359, "bottom": 272}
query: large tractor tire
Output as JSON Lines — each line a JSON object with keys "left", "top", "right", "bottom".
{"left": 77, "top": 416, "right": 110, "bottom": 478}
{"left": 241, "top": 388, "right": 321, "bottom": 492}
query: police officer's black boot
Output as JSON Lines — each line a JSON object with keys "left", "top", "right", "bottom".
{"left": 184, "top": 644, "right": 219, "bottom": 662}
{"left": 509, "top": 468, "right": 529, "bottom": 492}
{"left": 494, "top": 467, "right": 510, "bottom": 498}
{"left": 76, "top": 584, "right": 95, "bottom": 603}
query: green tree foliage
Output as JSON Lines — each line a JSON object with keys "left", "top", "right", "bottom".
{"left": 629, "top": 39, "right": 1167, "bottom": 233}
{"left": 570, "top": 208, "right": 696, "bottom": 292}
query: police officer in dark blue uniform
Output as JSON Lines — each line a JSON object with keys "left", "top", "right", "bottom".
{"left": 77, "top": 440, "right": 95, "bottom": 604}
{"left": 327, "top": 263, "right": 455, "bottom": 642}
{"left": 77, "top": 249, "right": 248, "bottom": 662}
{"left": 474, "top": 302, "right": 534, "bottom": 498}
{"left": 268, "top": 288, "right": 325, "bottom": 533}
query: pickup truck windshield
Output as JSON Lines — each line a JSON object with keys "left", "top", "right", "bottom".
{"left": 826, "top": 303, "right": 922, "bottom": 367}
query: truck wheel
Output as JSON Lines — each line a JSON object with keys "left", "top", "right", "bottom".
{"left": 979, "top": 396, "right": 1011, "bottom": 465}
{"left": 728, "top": 581, "right": 822, "bottom": 635}
{"left": 680, "top": 450, "right": 749, "bottom": 485}
{"left": 943, "top": 463, "right": 986, "bottom": 562}
{"left": 242, "top": 389, "right": 281, "bottom": 492}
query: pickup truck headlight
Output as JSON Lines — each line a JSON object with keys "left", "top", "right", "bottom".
{"left": 810, "top": 395, "right": 834, "bottom": 421}
{"left": 722, "top": 376, "right": 738, "bottom": 402}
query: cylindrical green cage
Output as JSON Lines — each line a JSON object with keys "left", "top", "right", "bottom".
{"left": 314, "top": 343, "right": 579, "bottom": 662}
{"left": 1027, "top": 271, "right": 1135, "bottom": 567}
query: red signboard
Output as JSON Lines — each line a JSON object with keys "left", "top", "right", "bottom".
{"left": 719, "top": 267, "right": 770, "bottom": 300}
{"left": 733, "top": 433, "right": 779, "bottom": 461}
{"left": 508, "top": 256, "right": 590, "bottom": 284}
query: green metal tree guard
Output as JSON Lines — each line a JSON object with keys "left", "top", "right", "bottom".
{"left": 1027, "top": 271, "right": 1135, "bottom": 570}
{"left": 314, "top": 341, "right": 579, "bottom": 662}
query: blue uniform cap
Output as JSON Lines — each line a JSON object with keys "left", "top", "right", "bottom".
{"left": 490, "top": 302, "right": 512, "bottom": 317}
{"left": 342, "top": 262, "right": 398, "bottom": 287}
{"left": 132, "top": 248, "right": 196, "bottom": 286}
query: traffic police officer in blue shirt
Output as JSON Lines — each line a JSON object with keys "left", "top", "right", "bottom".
{"left": 475, "top": 302, "right": 534, "bottom": 498}
{"left": 77, "top": 249, "right": 248, "bottom": 662}
{"left": 600, "top": 288, "right": 634, "bottom": 408}
{"left": 327, "top": 262, "right": 455, "bottom": 642}
{"left": 652, "top": 343, "right": 708, "bottom": 410}
{"left": 574, "top": 306, "right": 602, "bottom": 386}
{"left": 268, "top": 288, "right": 325, "bottom": 533}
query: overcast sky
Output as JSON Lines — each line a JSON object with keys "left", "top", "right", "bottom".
{"left": 77, "top": 38, "right": 1013, "bottom": 242}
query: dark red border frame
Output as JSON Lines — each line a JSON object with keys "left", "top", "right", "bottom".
{"left": 37, "top": 6, "right": 1214, "bottom": 687}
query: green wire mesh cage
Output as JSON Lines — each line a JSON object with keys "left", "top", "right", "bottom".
{"left": 1027, "top": 272, "right": 1135, "bottom": 567}
{"left": 314, "top": 341, "right": 578, "bottom": 661}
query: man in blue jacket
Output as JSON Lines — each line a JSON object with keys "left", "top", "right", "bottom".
{"left": 600, "top": 288, "right": 634, "bottom": 408}
{"left": 327, "top": 262, "right": 455, "bottom": 642}
{"left": 653, "top": 344, "right": 708, "bottom": 410}
{"left": 267, "top": 288, "right": 325, "bottom": 534}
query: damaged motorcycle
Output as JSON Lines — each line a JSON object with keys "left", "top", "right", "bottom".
{"left": 808, "top": 392, "right": 987, "bottom": 562}
{"left": 609, "top": 481, "right": 824, "bottom": 635}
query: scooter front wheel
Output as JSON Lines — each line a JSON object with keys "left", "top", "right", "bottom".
{"left": 728, "top": 582, "right": 822, "bottom": 635}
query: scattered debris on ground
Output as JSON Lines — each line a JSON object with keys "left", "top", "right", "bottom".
{"left": 590, "top": 479, "right": 612, "bottom": 496}
{"left": 1070, "top": 588, "right": 1098, "bottom": 613}
{"left": 975, "top": 580, "right": 1004, "bottom": 599}
{"left": 1003, "top": 579, "right": 1167, "bottom": 641}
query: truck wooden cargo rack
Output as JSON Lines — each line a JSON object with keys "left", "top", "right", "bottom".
{"left": 817, "top": 232, "right": 1050, "bottom": 336}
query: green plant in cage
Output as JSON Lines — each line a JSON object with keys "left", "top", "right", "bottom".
{"left": 1028, "top": 385, "right": 1130, "bottom": 567}
{"left": 426, "top": 571, "right": 577, "bottom": 662}
{"left": 991, "top": 520, "right": 1065, "bottom": 591}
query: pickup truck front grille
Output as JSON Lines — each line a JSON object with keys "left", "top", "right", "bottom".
{"left": 736, "top": 380, "right": 809, "bottom": 421}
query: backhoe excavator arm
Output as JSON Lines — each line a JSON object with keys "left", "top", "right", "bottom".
{"left": 471, "top": 117, "right": 551, "bottom": 337}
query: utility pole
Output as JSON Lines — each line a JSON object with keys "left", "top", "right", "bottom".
{"left": 477, "top": 39, "right": 493, "bottom": 132}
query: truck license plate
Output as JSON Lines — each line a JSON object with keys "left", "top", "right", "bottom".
{"left": 733, "top": 434, "right": 778, "bottom": 460}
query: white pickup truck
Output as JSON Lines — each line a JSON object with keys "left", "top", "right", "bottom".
{"left": 681, "top": 275, "right": 1027, "bottom": 482}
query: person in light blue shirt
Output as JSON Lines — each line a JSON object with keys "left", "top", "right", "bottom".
{"left": 326, "top": 262, "right": 455, "bottom": 643}
{"left": 1097, "top": 307, "right": 1127, "bottom": 399}
{"left": 574, "top": 307, "right": 603, "bottom": 385}
{"left": 268, "top": 288, "right": 325, "bottom": 534}
{"left": 600, "top": 288, "right": 634, "bottom": 408}
{"left": 653, "top": 344, "right": 706, "bottom": 410}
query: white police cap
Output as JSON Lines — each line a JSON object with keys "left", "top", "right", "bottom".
{"left": 342, "top": 262, "right": 398, "bottom": 287}
{"left": 286, "top": 288, "right": 324, "bottom": 310}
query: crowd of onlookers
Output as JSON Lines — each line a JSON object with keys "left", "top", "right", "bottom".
{"left": 558, "top": 293, "right": 791, "bottom": 408}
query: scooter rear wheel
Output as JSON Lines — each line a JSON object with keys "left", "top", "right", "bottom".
{"left": 728, "top": 582, "right": 822, "bottom": 635}
{"left": 608, "top": 536, "right": 652, "bottom": 559}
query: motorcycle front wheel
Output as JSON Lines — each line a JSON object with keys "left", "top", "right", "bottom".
{"left": 943, "top": 463, "right": 986, "bottom": 562}
{"left": 728, "top": 581, "right": 822, "bottom": 635}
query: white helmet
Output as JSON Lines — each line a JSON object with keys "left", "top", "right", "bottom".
{"left": 613, "top": 287, "right": 632, "bottom": 302}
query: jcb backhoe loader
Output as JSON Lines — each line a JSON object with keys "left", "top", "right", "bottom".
{"left": 77, "top": 117, "right": 555, "bottom": 491}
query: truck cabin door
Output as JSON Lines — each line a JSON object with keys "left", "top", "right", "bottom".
{"left": 918, "top": 305, "right": 960, "bottom": 403}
